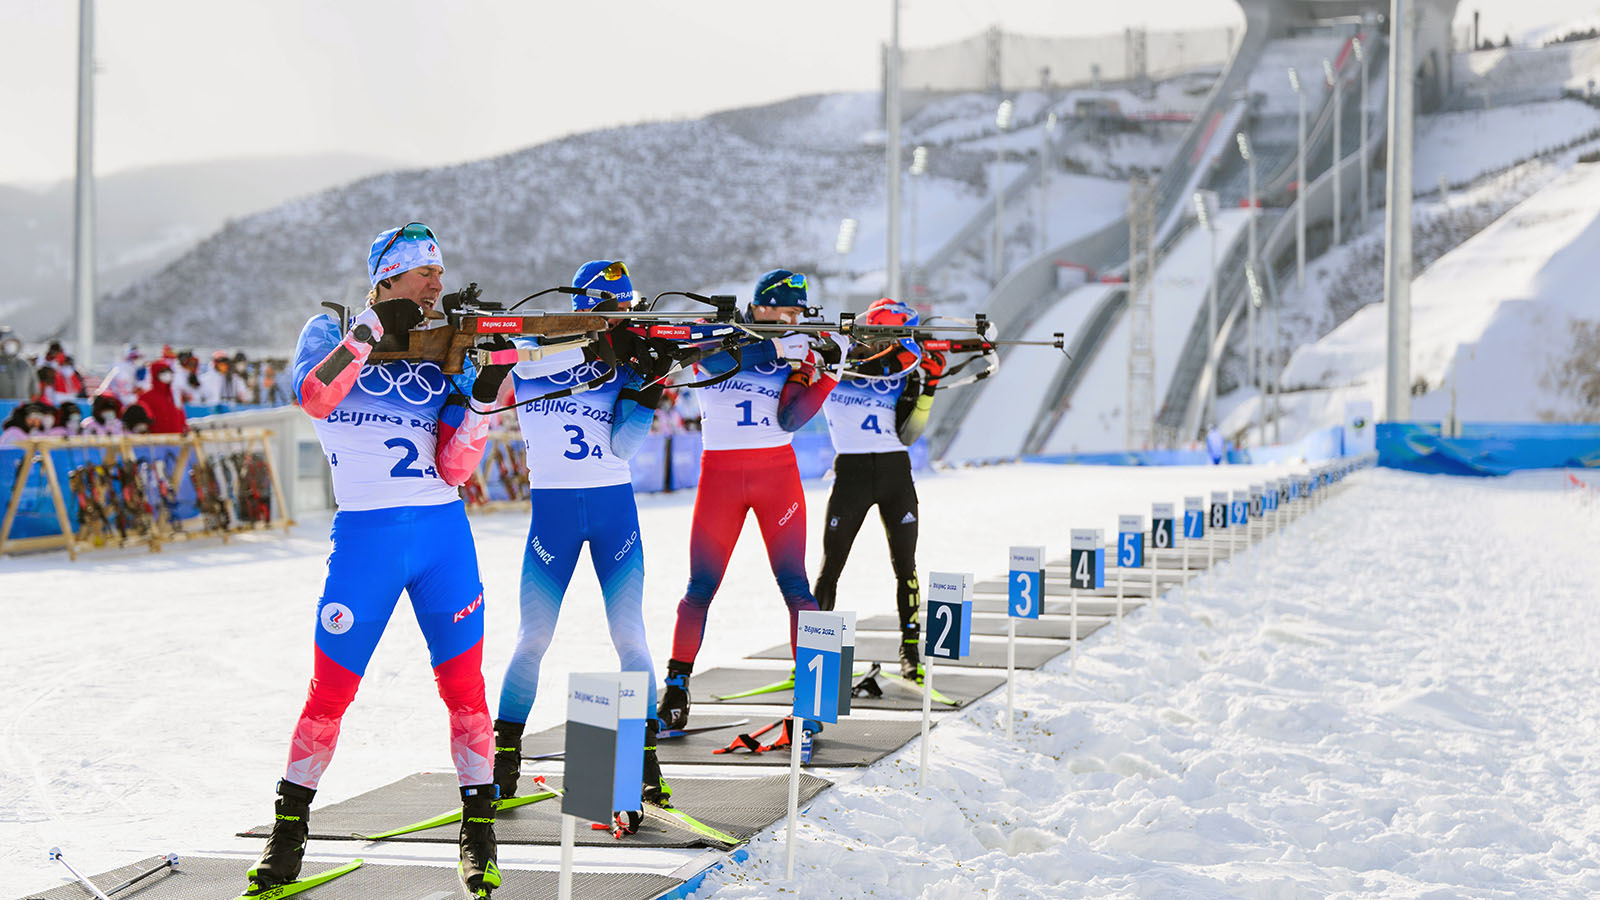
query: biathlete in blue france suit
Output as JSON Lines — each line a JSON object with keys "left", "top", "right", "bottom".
{"left": 811, "top": 298, "right": 947, "bottom": 682}
{"left": 489, "top": 260, "right": 672, "bottom": 833}
{"left": 656, "top": 269, "right": 851, "bottom": 731}
{"left": 247, "top": 224, "right": 512, "bottom": 898}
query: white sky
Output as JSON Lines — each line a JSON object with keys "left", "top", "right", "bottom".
{"left": 4, "top": 0, "right": 1597, "bottom": 186}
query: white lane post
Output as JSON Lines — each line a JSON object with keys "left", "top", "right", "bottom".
{"left": 1183, "top": 496, "right": 1202, "bottom": 609}
{"left": 920, "top": 659, "right": 933, "bottom": 786}
{"left": 1006, "top": 615, "right": 1016, "bottom": 737}
{"left": 558, "top": 814, "right": 576, "bottom": 900}
{"left": 1069, "top": 529, "right": 1097, "bottom": 677}
{"left": 786, "top": 715, "right": 804, "bottom": 879}
{"left": 1209, "top": 491, "right": 1227, "bottom": 576}
{"left": 49, "top": 849, "right": 113, "bottom": 900}
{"left": 1116, "top": 514, "right": 1143, "bottom": 644}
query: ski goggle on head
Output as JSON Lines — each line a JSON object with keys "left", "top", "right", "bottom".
{"left": 753, "top": 270, "right": 808, "bottom": 307}
{"left": 369, "top": 222, "right": 441, "bottom": 284}
{"left": 580, "top": 261, "right": 630, "bottom": 288}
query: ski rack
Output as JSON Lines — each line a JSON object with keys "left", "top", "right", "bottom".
{"left": 0, "top": 428, "right": 293, "bottom": 560}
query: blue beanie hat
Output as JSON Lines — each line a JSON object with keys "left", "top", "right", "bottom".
{"left": 752, "top": 269, "right": 807, "bottom": 308}
{"left": 368, "top": 223, "right": 445, "bottom": 286}
{"left": 571, "top": 260, "right": 635, "bottom": 310}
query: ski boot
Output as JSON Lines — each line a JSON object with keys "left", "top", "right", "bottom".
{"left": 899, "top": 624, "right": 923, "bottom": 683}
{"left": 245, "top": 780, "right": 315, "bottom": 891}
{"left": 492, "top": 719, "right": 524, "bottom": 799}
{"left": 642, "top": 719, "right": 671, "bottom": 806}
{"left": 459, "top": 784, "right": 501, "bottom": 896}
{"left": 657, "top": 659, "right": 692, "bottom": 731}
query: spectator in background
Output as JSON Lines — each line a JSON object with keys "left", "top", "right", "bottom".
{"left": 83, "top": 395, "right": 124, "bottom": 436}
{"left": 0, "top": 401, "right": 55, "bottom": 445}
{"left": 51, "top": 401, "right": 84, "bottom": 436}
{"left": 1206, "top": 424, "right": 1226, "bottom": 465}
{"left": 136, "top": 359, "right": 187, "bottom": 434}
{"left": 34, "top": 366, "right": 57, "bottom": 404}
{"left": 198, "top": 350, "right": 250, "bottom": 406}
{"left": 258, "top": 361, "right": 292, "bottom": 406}
{"left": 0, "top": 328, "right": 39, "bottom": 401}
{"left": 233, "top": 352, "right": 256, "bottom": 403}
{"left": 176, "top": 351, "right": 203, "bottom": 404}
{"left": 121, "top": 404, "right": 151, "bottom": 435}
{"left": 97, "top": 344, "right": 148, "bottom": 408}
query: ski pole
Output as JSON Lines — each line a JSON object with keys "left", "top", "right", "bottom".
{"left": 48, "top": 847, "right": 113, "bottom": 900}
{"left": 106, "top": 853, "right": 178, "bottom": 896}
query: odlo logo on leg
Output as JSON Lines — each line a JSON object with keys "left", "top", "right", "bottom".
{"left": 453, "top": 593, "right": 484, "bottom": 624}
{"left": 778, "top": 502, "right": 800, "bottom": 526}
{"left": 321, "top": 602, "right": 354, "bottom": 635}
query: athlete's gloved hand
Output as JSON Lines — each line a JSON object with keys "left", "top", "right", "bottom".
{"left": 470, "top": 337, "right": 515, "bottom": 404}
{"left": 608, "top": 323, "right": 648, "bottom": 368}
{"left": 775, "top": 332, "right": 812, "bottom": 362}
{"left": 812, "top": 332, "right": 851, "bottom": 376}
{"left": 366, "top": 297, "right": 425, "bottom": 339}
{"left": 921, "top": 348, "right": 947, "bottom": 393}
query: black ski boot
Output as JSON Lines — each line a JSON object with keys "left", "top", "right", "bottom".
{"left": 458, "top": 784, "right": 500, "bottom": 896}
{"left": 899, "top": 623, "right": 923, "bottom": 682}
{"left": 657, "top": 659, "right": 692, "bottom": 731}
{"left": 492, "top": 719, "right": 524, "bottom": 799}
{"left": 246, "top": 780, "right": 315, "bottom": 890}
{"left": 642, "top": 719, "right": 671, "bottom": 806}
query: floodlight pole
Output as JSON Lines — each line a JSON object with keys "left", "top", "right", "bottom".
{"left": 1385, "top": 0, "right": 1415, "bottom": 420}
{"left": 886, "top": 0, "right": 903, "bottom": 304}
{"left": 1194, "top": 191, "right": 1219, "bottom": 430}
{"left": 1325, "top": 57, "right": 1343, "bottom": 245}
{"left": 73, "top": 0, "right": 97, "bottom": 370}
{"left": 1355, "top": 36, "right": 1370, "bottom": 227}
{"left": 1289, "top": 67, "right": 1306, "bottom": 290}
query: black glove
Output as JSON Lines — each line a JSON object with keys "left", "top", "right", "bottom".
{"left": 370, "top": 297, "right": 424, "bottom": 338}
{"left": 472, "top": 337, "right": 514, "bottom": 404}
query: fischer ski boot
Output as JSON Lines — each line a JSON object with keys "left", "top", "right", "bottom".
{"left": 492, "top": 719, "right": 524, "bottom": 799}
{"left": 642, "top": 719, "right": 672, "bottom": 806}
{"left": 246, "top": 779, "right": 315, "bottom": 890}
{"left": 458, "top": 784, "right": 501, "bottom": 896}
{"left": 657, "top": 659, "right": 692, "bottom": 731}
{"left": 899, "top": 623, "right": 923, "bottom": 682}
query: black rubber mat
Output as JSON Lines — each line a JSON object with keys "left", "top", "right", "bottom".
{"left": 749, "top": 633, "right": 1070, "bottom": 669}
{"left": 527, "top": 717, "right": 925, "bottom": 768}
{"left": 240, "top": 771, "right": 828, "bottom": 848}
{"left": 857, "top": 612, "right": 1082, "bottom": 640}
{"left": 974, "top": 576, "right": 1180, "bottom": 599}
{"left": 14, "top": 854, "right": 680, "bottom": 900}
{"left": 691, "top": 665, "right": 1005, "bottom": 709}
{"left": 970, "top": 596, "right": 1140, "bottom": 618}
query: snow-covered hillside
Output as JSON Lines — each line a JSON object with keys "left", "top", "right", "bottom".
{"left": 99, "top": 89, "right": 1176, "bottom": 351}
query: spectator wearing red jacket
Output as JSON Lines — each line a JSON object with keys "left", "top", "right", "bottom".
{"left": 136, "top": 359, "right": 188, "bottom": 434}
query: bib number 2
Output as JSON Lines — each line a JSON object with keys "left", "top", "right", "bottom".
{"left": 385, "top": 437, "right": 437, "bottom": 479}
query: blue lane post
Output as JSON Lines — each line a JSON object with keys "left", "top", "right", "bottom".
{"left": 921, "top": 572, "right": 971, "bottom": 785}
{"left": 1007, "top": 545, "right": 1044, "bottom": 738}
{"left": 1116, "top": 514, "right": 1144, "bottom": 643}
{"left": 790, "top": 610, "right": 844, "bottom": 877}
{"left": 1183, "top": 495, "right": 1204, "bottom": 607}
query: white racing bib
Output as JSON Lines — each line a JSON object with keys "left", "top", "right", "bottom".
{"left": 823, "top": 375, "right": 905, "bottom": 454}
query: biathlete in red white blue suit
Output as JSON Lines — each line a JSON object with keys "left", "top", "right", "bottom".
{"left": 656, "top": 269, "right": 850, "bottom": 730}
{"left": 811, "top": 298, "right": 946, "bottom": 682}
{"left": 248, "top": 224, "right": 511, "bottom": 897}
{"left": 490, "top": 261, "right": 672, "bottom": 832}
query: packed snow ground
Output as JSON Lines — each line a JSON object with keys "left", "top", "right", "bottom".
{"left": 702, "top": 467, "right": 1600, "bottom": 899}
{"left": 0, "top": 461, "right": 1271, "bottom": 893}
{"left": 7, "top": 463, "right": 1600, "bottom": 897}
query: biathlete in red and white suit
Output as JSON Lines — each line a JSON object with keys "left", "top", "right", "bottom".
{"left": 248, "top": 223, "right": 510, "bottom": 897}
{"left": 655, "top": 269, "right": 850, "bottom": 729}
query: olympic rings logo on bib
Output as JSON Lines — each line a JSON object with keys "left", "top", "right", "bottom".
{"left": 358, "top": 360, "right": 448, "bottom": 405}
{"left": 540, "top": 360, "right": 612, "bottom": 387}
{"left": 868, "top": 377, "right": 901, "bottom": 395}
{"left": 749, "top": 360, "right": 786, "bottom": 376}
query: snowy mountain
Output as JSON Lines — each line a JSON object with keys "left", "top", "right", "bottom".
{"left": 1, "top": 154, "right": 400, "bottom": 338}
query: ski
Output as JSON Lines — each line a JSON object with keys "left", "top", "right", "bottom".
{"left": 711, "top": 676, "right": 793, "bottom": 701}
{"left": 643, "top": 802, "right": 740, "bottom": 848}
{"left": 353, "top": 783, "right": 559, "bottom": 840}
{"left": 237, "top": 859, "right": 362, "bottom": 900}
{"left": 520, "top": 720, "right": 752, "bottom": 761}
{"left": 878, "top": 671, "right": 960, "bottom": 706}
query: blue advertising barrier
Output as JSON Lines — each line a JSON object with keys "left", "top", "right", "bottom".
{"left": 1025, "top": 426, "right": 1350, "bottom": 468}
{"left": 1377, "top": 423, "right": 1600, "bottom": 476}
